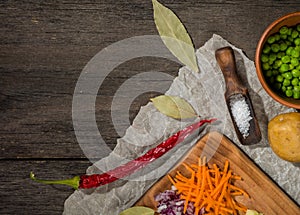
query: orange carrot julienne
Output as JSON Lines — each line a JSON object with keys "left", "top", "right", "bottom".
{"left": 233, "top": 202, "right": 248, "bottom": 212}
{"left": 168, "top": 157, "right": 249, "bottom": 215}
{"left": 229, "top": 184, "right": 250, "bottom": 198}
{"left": 167, "top": 174, "right": 176, "bottom": 185}
{"left": 182, "top": 162, "right": 195, "bottom": 173}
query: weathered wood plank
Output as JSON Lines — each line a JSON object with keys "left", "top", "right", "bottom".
{"left": 0, "top": 159, "right": 91, "bottom": 215}
{"left": 1, "top": 1, "right": 300, "bottom": 214}
{"left": 1, "top": 0, "right": 299, "bottom": 159}
{"left": 0, "top": 57, "right": 178, "bottom": 159}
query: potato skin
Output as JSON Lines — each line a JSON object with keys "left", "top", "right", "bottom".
{"left": 268, "top": 112, "right": 300, "bottom": 162}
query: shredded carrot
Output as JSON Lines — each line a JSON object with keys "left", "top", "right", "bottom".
{"left": 168, "top": 157, "right": 249, "bottom": 215}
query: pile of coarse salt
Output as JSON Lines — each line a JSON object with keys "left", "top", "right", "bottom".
{"left": 229, "top": 94, "right": 252, "bottom": 139}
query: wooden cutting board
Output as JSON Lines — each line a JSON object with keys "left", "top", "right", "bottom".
{"left": 135, "top": 131, "right": 300, "bottom": 214}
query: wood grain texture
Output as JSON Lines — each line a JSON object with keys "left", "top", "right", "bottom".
{"left": 0, "top": 159, "right": 91, "bottom": 215}
{"left": 1, "top": 0, "right": 299, "bottom": 158}
{"left": 136, "top": 132, "right": 300, "bottom": 214}
{"left": 1, "top": 0, "right": 300, "bottom": 214}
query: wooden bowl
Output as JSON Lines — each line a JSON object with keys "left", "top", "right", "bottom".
{"left": 255, "top": 11, "right": 300, "bottom": 110}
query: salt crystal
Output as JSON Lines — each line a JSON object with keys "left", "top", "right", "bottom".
{"left": 229, "top": 94, "right": 252, "bottom": 138}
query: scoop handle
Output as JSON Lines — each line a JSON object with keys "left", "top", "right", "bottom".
{"left": 215, "top": 46, "right": 246, "bottom": 97}
{"left": 215, "top": 46, "right": 262, "bottom": 145}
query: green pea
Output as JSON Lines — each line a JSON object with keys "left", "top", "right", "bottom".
{"left": 273, "top": 64, "right": 279, "bottom": 69}
{"left": 289, "top": 64, "right": 294, "bottom": 70}
{"left": 292, "top": 30, "right": 299, "bottom": 38}
{"left": 279, "top": 63, "right": 289, "bottom": 72}
{"left": 295, "top": 38, "right": 300, "bottom": 46}
{"left": 286, "top": 89, "right": 293, "bottom": 97}
{"left": 280, "top": 26, "right": 289, "bottom": 34}
{"left": 267, "top": 36, "right": 276, "bottom": 44}
{"left": 286, "top": 47, "right": 293, "bottom": 55}
{"left": 287, "top": 28, "right": 292, "bottom": 35}
{"left": 273, "top": 70, "right": 279, "bottom": 76}
{"left": 271, "top": 44, "right": 280, "bottom": 52}
{"left": 263, "top": 44, "right": 271, "bottom": 54}
{"left": 280, "top": 34, "right": 287, "bottom": 40}
{"left": 261, "top": 54, "right": 269, "bottom": 63}
{"left": 293, "top": 90, "right": 300, "bottom": 99}
{"left": 277, "top": 52, "right": 285, "bottom": 59}
{"left": 276, "top": 74, "right": 283, "bottom": 82}
{"left": 263, "top": 62, "right": 270, "bottom": 70}
{"left": 292, "top": 69, "right": 300, "bottom": 77}
{"left": 294, "top": 86, "right": 300, "bottom": 91}
{"left": 274, "top": 60, "right": 282, "bottom": 67}
{"left": 292, "top": 78, "right": 299, "bottom": 86}
{"left": 291, "top": 58, "right": 299, "bottom": 66}
{"left": 288, "top": 36, "right": 294, "bottom": 42}
{"left": 281, "top": 55, "right": 290, "bottom": 63}
{"left": 269, "top": 53, "right": 277, "bottom": 62}
{"left": 282, "top": 85, "right": 287, "bottom": 92}
{"left": 291, "top": 49, "right": 300, "bottom": 58}
{"left": 280, "top": 42, "right": 288, "bottom": 51}
{"left": 265, "top": 70, "right": 273, "bottom": 77}
{"left": 283, "top": 79, "right": 290, "bottom": 86}
{"left": 297, "top": 24, "right": 300, "bottom": 32}
{"left": 283, "top": 72, "right": 293, "bottom": 80}
{"left": 287, "top": 86, "right": 293, "bottom": 90}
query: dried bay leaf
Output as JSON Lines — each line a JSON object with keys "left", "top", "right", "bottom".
{"left": 150, "top": 95, "right": 198, "bottom": 119}
{"left": 119, "top": 206, "right": 155, "bottom": 215}
{"left": 152, "top": 0, "right": 199, "bottom": 73}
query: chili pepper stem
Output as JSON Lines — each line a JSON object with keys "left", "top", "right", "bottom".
{"left": 30, "top": 172, "right": 80, "bottom": 190}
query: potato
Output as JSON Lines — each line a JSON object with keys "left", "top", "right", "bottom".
{"left": 268, "top": 112, "right": 300, "bottom": 162}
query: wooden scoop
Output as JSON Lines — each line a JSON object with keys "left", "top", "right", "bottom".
{"left": 215, "top": 46, "right": 261, "bottom": 145}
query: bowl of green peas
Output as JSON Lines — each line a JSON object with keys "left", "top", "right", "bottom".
{"left": 255, "top": 11, "right": 300, "bottom": 109}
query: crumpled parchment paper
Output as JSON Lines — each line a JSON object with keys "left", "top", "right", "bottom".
{"left": 63, "top": 34, "right": 299, "bottom": 215}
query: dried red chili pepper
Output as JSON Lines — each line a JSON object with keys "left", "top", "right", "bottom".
{"left": 30, "top": 118, "right": 216, "bottom": 189}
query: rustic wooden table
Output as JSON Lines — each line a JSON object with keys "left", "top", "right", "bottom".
{"left": 1, "top": 1, "right": 299, "bottom": 214}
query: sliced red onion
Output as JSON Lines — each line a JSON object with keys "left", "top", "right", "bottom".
{"left": 155, "top": 189, "right": 205, "bottom": 215}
